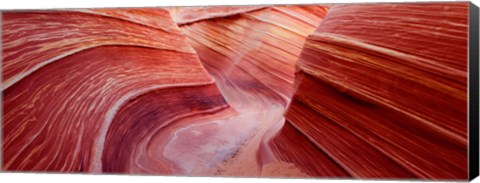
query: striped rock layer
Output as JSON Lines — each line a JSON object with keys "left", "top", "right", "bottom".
{"left": 170, "top": 5, "right": 331, "bottom": 176}
{"left": 1, "top": 2, "right": 471, "bottom": 180}
{"left": 270, "top": 2, "right": 468, "bottom": 180}
{"left": 173, "top": 5, "right": 329, "bottom": 106}
{"left": 2, "top": 9, "right": 229, "bottom": 173}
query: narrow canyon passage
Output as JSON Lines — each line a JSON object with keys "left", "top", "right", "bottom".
{"left": 1, "top": 6, "right": 330, "bottom": 176}
{"left": 2, "top": 2, "right": 470, "bottom": 180}
{"left": 142, "top": 6, "right": 331, "bottom": 176}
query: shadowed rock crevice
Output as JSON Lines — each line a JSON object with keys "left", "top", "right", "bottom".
{"left": 1, "top": 2, "right": 470, "bottom": 180}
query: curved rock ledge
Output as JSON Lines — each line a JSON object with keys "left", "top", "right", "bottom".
{"left": 273, "top": 2, "right": 468, "bottom": 179}
{"left": 1, "top": 3, "right": 470, "bottom": 180}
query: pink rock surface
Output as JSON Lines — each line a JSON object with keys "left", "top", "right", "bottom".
{"left": 2, "top": 9, "right": 190, "bottom": 89}
{"left": 1, "top": 3, "right": 472, "bottom": 180}
{"left": 173, "top": 5, "right": 330, "bottom": 176}
{"left": 176, "top": 5, "right": 329, "bottom": 105}
{"left": 168, "top": 6, "right": 266, "bottom": 25}
{"left": 272, "top": 2, "right": 469, "bottom": 179}
{"left": 2, "top": 9, "right": 226, "bottom": 173}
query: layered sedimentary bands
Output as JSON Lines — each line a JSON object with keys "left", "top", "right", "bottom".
{"left": 271, "top": 2, "right": 468, "bottom": 179}
{"left": 2, "top": 9, "right": 227, "bottom": 173}
{"left": 1, "top": 2, "right": 469, "bottom": 180}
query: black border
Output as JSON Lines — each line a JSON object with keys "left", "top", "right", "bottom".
{"left": 469, "top": 1, "right": 479, "bottom": 181}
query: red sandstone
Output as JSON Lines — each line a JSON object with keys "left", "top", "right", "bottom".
{"left": 1, "top": 2, "right": 471, "bottom": 180}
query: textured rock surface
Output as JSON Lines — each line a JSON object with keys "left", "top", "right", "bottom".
{"left": 2, "top": 9, "right": 229, "bottom": 173}
{"left": 2, "top": 6, "right": 329, "bottom": 176}
{"left": 172, "top": 5, "right": 330, "bottom": 176}
{"left": 2, "top": 10, "right": 187, "bottom": 89}
{"left": 271, "top": 2, "right": 469, "bottom": 179}
{"left": 173, "top": 5, "right": 329, "bottom": 105}
{"left": 1, "top": 2, "right": 471, "bottom": 180}
{"left": 168, "top": 6, "right": 266, "bottom": 25}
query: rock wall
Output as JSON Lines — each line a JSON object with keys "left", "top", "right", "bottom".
{"left": 2, "top": 9, "right": 228, "bottom": 173}
{"left": 270, "top": 2, "right": 469, "bottom": 179}
{"left": 1, "top": 2, "right": 471, "bottom": 180}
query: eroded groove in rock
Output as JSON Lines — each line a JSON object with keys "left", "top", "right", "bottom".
{"left": 102, "top": 84, "right": 228, "bottom": 174}
{"left": 2, "top": 9, "right": 225, "bottom": 173}
{"left": 2, "top": 46, "right": 216, "bottom": 172}
{"left": 168, "top": 6, "right": 267, "bottom": 25}
{"left": 76, "top": 8, "right": 183, "bottom": 30}
{"left": 1, "top": 10, "right": 193, "bottom": 89}
{"left": 172, "top": 5, "right": 331, "bottom": 176}
{"left": 174, "top": 5, "right": 330, "bottom": 106}
{"left": 2, "top": 3, "right": 470, "bottom": 179}
{"left": 271, "top": 2, "right": 468, "bottom": 179}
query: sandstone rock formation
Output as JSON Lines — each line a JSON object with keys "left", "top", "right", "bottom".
{"left": 1, "top": 2, "right": 471, "bottom": 180}
{"left": 270, "top": 2, "right": 468, "bottom": 179}
{"left": 2, "top": 9, "right": 228, "bottom": 173}
{"left": 171, "top": 5, "right": 329, "bottom": 106}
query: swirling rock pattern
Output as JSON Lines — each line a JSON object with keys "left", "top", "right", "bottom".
{"left": 2, "top": 9, "right": 188, "bottom": 89}
{"left": 271, "top": 2, "right": 468, "bottom": 179}
{"left": 173, "top": 5, "right": 329, "bottom": 105}
{"left": 171, "top": 5, "right": 330, "bottom": 176}
{"left": 1, "top": 2, "right": 471, "bottom": 180}
{"left": 2, "top": 9, "right": 227, "bottom": 173}
{"left": 168, "top": 6, "right": 266, "bottom": 25}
